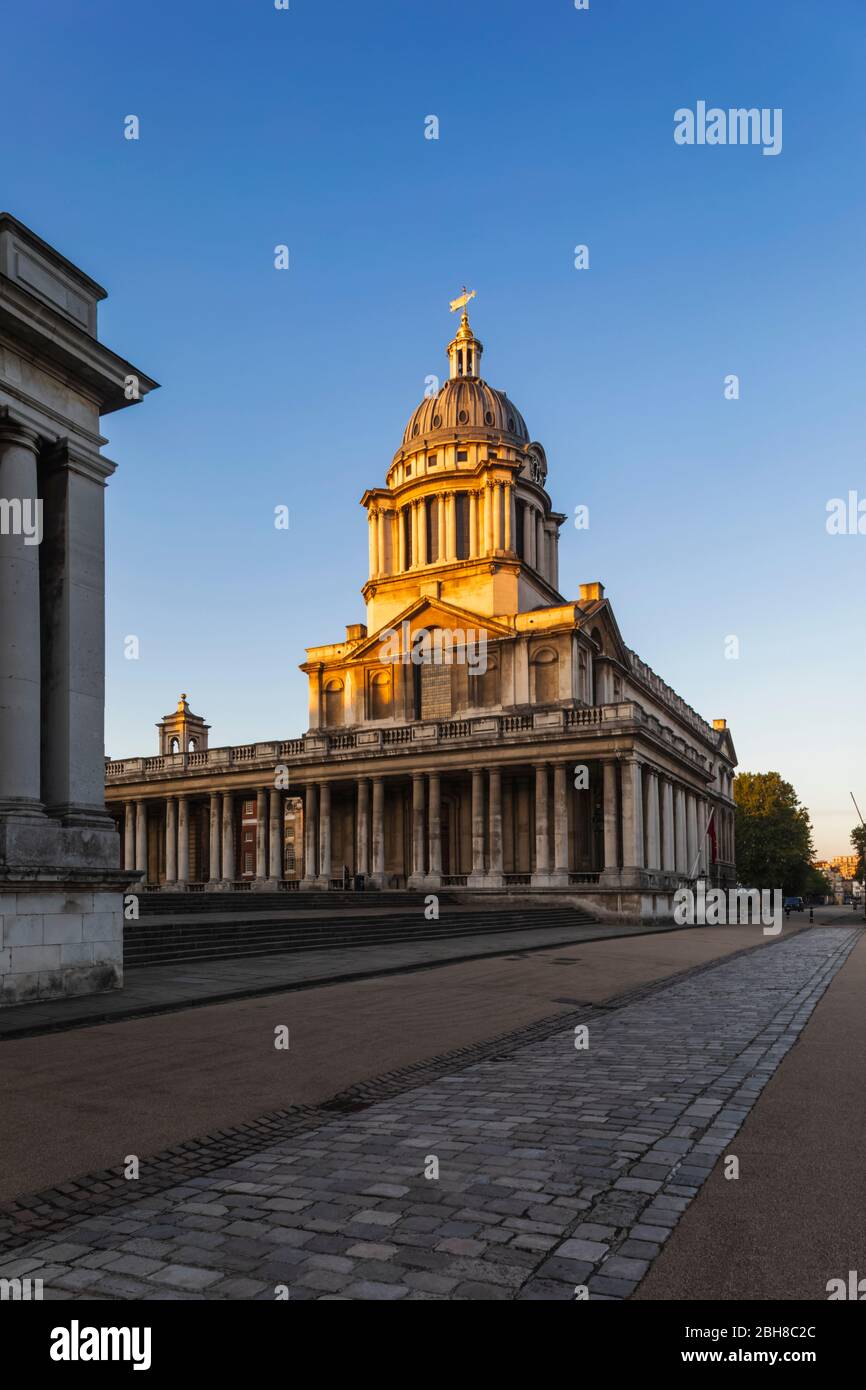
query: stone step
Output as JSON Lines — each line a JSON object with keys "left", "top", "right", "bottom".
{"left": 124, "top": 907, "right": 598, "bottom": 966}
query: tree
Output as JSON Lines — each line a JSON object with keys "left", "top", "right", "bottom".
{"left": 734, "top": 772, "right": 815, "bottom": 894}
{"left": 851, "top": 824, "right": 866, "bottom": 880}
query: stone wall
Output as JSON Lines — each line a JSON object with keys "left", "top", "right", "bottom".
{"left": 0, "top": 888, "right": 123, "bottom": 1005}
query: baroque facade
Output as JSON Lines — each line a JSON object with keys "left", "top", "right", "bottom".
{"left": 105, "top": 309, "right": 737, "bottom": 920}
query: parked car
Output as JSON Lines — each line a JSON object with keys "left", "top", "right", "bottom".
{"left": 783, "top": 895, "right": 805, "bottom": 912}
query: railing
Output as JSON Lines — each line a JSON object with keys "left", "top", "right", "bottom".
{"left": 105, "top": 699, "right": 713, "bottom": 782}
{"left": 501, "top": 715, "right": 533, "bottom": 733}
{"left": 438, "top": 720, "right": 471, "bottom": 739}
{"left": 504, "top": 873, "right": 531, "bottom": 885}
{"left": 279, "top": 878, "right": 301, "bottom": 890}
{"left": 442, "top": 874, "right": 468, "bottom": 887}
{"left": 564, "top": 708, "right": 604, "bottom": 728}
{"left": 383, "top": 727, "right": 414, "bottom": 744}
{"left": 568, "top": 872, "right": 601, "bottom": 884}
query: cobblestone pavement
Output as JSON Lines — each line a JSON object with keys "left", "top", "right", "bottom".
{"left": 2, "top": 927, "right": 859, "bottom": 1301}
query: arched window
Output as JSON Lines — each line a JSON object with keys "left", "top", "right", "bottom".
{"left": 531, "top": 648, "right": 559, "bottom": 704}
{"left": 324, "top": 678, "right": 344, "bottom": 727}
{"left": 188, "top": 738, "right": 196, "bottom": 753}
{"left": 370, "top": 670, "right": 392, "bottom": 721}
{"left": 169, "top": 737, "right": 179, "bottom": 754}
{"left": 578, "top": 650, "right": 588, "bottom": 703}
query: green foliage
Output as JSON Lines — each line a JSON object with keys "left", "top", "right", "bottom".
{"left": 734, "top": 771, "right": 815, "bottom": 894}
{"left": 850, "top": 824, "right": 866, "bottom": 880}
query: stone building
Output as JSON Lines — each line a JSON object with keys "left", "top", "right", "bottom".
{"left": 0, "top": 214, "right": 156, "bottom": 1004}
{"left": 104, "top": 308, "right": 736, "bottom": 920}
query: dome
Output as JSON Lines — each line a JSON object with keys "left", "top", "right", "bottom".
{"left": 402, "top": 377, "right": 529, "bottom": 448}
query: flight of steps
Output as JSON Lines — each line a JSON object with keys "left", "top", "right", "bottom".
{"left": 124, "top": 903, "right": 599, "bottom": 968}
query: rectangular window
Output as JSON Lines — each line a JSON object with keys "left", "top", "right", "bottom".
{"left": 427, "top": 453, "right": 438, "bottom": 467}
{"left": 456, "top": 450, "right": 468, "bottom": 462}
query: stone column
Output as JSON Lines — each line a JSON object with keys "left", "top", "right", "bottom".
{"left": 468, "top": 492, "right": 478, "bottom": 558}
{"left": 602, "top": 761, "right": 619, "bottom": 873}
{"left": 410, "top": 500, "right": 419, "bottom": 567}
{"left": 686, "top": 792, "right": 699, "bottom": 878}
{"left": 525, "top": 508, "right": 534, "bottom": 568}
{"left": 221, "top": 792, "right": 235, "bottom": 884}
{"left": 427, "top": 772, "right": 442, "bottom": 884}
{"left": 488, "top": 768, "right": 504, "bottom": 886}
{"left": 621, "top": 759, "right": 644, "bottom": 876}
{"left": 371, "top": 777, "right": 385, "bottom": 887}
{"left": 408, "top": 772, "right": 425, "bottom": 887}
{"left": 644, "top": 769, "right": 660, "bottom": 871}
{"left": 377, "top": 508, "right": 387, "bottom": 575}
{"left": 551, "top": 524, "right": 559, "bottom": 590}
{"left": 356, "top": 778, "right": 370, "bottom": 876}
{"left": 318, "top": 782, "right": 332, "bottom": 886}
{"left": 532, "top": 763, "right": 551, "bottom": 885}
{"left": 552, "top": 762, "right": 569, "bottom": 885}
{"left": 38, "top": 441, "right": 115, "bottom": 825}
{"left": 492, "top": 481, "right": 502, "bottom": 550}
{"left": 536, "top": 512, "right": 545, "bottom": 579}
{"left": 506, "top": 484, "right": 515, "bottom": 554}
{"left": 661, "top": 780, "right": 676, "bottom": 873}
{"left": 165, "top": 797, "right": 177, "bottom": 884}
{"left": 254, "top": 788, "right": 268, "bottom": 884}
{"left": 124, "top": 802, "right": 135, "bottom": 871}
{"left": 446, "top": 492, "right": 457, "bottom": 560}
{"left": 674, "top": 785, "right": 688, "bottom": 876}
{"left": 269, "top": 788, "right": 282, "bottom": 884}
{"left": 417, "top": 498, "right": 427, "bottom": 568}
{"left": 135, "top": 800, "right": 147, "bottom": 876}
{"left": 208, "top": 792, "right": 221, "bottom": 884}
{"left": 301, "top": 782, "right": 317, "bottom": 887}
{"left": 0, "top": 422, "right": 42, "bottom": 816}
{"left": 368, "top": 509, "right": 377, "bottom": 578}
{"left": 483, "top": 484, "right": 494, "bottom": 555}
{"left": 177, "top": 796, "right": 189, "bottom": 884}
{"left": 468, "top": 768, "right": 486, "bottom": 886}
{"left": 397, "top": 507, "right": 406, "bottom": 572}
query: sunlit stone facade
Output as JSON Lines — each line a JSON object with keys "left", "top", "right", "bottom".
{"left": 105, "top": 311, "right": 737, "bottom": 920}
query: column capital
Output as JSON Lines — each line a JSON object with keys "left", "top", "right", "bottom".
{"left": 0, "top": 410, "right": 41, "bottom": 452}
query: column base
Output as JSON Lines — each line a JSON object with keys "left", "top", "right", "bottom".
{"left": 251, "top": 878, "right": 276, "bottom": 892}
{"left": 407, "top": 872, "right": 427, "bottom": 890}
{"left": 548, "top": 869, "right": 569, "bottom": 888}
{"left": 468, "top": 871, "right": 487, "bottom": 889}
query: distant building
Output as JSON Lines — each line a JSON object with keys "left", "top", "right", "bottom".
{"left": 105, "top": 309, "right": 737, "bottom": 920}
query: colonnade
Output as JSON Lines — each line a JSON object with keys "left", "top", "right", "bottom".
{"left": 115, "top": 759, "right": 733, "bottom": 891}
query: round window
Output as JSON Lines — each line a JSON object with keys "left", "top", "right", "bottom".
{"left": 433, "top": 413, "right": 441, "bottom": 427}
{"left": 484, "top": 410, "right": 493, "bottom": 425}
{"left": 458, "top": 409, "right": 468, "bottom": 423}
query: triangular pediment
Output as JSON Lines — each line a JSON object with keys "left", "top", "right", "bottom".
{"left": 577, "top": 597, "right": 631, "bottom": 667}
{"left": 348, "top": 595, "right": 512, "bottom": 664}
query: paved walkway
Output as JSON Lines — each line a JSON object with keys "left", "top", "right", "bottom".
{"left": 1, "top": 925, "right": 858, "bottom": 1300}
{"left": 0, "top": 919, "right": 683, "bottom": 1039}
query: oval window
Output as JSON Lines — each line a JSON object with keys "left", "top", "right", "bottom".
{"left": 433, "top": 414, "right": 441, "bottom": 427}
{"left": 485, "top": 410, "right": 493, "bottom": 425}
{"left": 458, "top": 409, "right": 468, "bottom": 423}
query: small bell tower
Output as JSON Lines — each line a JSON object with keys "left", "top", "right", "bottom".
{"left": 157, "top": 694, "right": 210, "bottom": 755}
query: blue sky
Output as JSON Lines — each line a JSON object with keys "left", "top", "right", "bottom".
{"left": 2, "top": 0, "right": 864, "bottom": 857}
